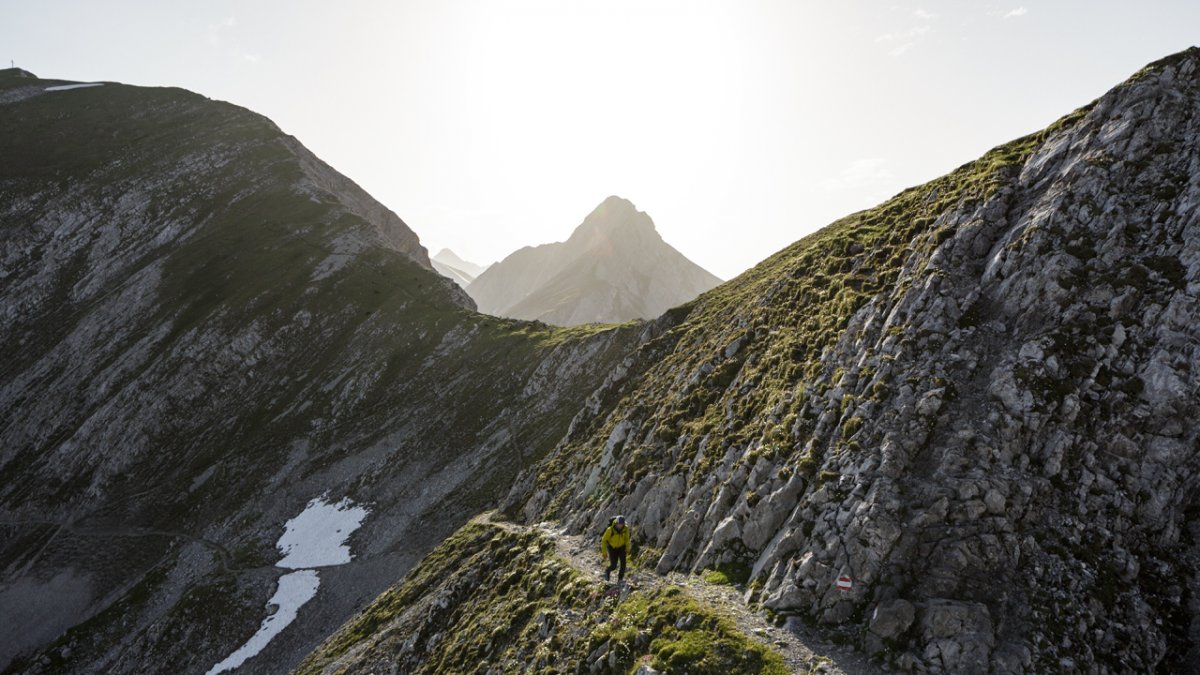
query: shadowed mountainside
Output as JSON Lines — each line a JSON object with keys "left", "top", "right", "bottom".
{"left": 0, "top": 69, "right": 646, "bottom": 673}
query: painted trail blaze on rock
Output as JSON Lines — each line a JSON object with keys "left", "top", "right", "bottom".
{"left": 836, "top": 575, "right": 852, "bottom": 591}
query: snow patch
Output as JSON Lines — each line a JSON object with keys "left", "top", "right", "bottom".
{"left": 204, "top": 570, "right": 320, "bottom": 675}
{"left": 205, "top": 496, "right": 368, "bottom": 673}
{"left": 44, "top": 83, "right": 104, "bottom": 92}
{"left": 277, "top": 496, "right": 368, "bottom": 568}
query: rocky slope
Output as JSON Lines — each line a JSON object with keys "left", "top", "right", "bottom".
{"left": 466, "top": 197, "right": 723, "bottom": 326}
{"left": 314, "top": 48, "right": 1200, "bottom": 673}
{"left": 0, "top": 69, "right": 645, "bottom": 673}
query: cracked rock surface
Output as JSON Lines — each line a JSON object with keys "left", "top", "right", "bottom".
{"left": 503, "top": 49, "right": 1200, "bottom": 672}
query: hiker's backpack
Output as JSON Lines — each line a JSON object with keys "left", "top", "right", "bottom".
{"left": 601, "top": 517, "right": 616, "bottom": 540}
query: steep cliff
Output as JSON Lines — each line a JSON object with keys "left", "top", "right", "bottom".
{"left": 311, "top": 48, "right": 1200, "bottom": 673}
{"left": 0, "top": 69, "right": 644, "bottom": 673}
{"left": 466, "top": 197, "right": 722, "bottom": 326}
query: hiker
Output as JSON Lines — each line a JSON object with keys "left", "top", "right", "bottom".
{"left": 600, "top": 515, "right": 632, "bottom": 582}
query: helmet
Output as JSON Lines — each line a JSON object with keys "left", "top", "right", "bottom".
{"left": 616, "top": 515, "right": 626, "bottom": 524}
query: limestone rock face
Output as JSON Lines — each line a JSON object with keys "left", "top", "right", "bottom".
{"left": 466, "top": 196, "right": 723, "bottom": 326}
{"left": 870, "top": 598, "right": 915, "bottom": 641}
{"left": 502, "top": 48, "right": 1200, "bottom": 671}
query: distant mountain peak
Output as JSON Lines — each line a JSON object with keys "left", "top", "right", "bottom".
{"left": 432, "top": 248, "right": 484, "bottom": 270}
{"left": 465, "top": 196, "right": 721, "bottom": 326}
{"left": 431, "top": 248, "right": 489, "bottom": 288}
{"left": 569, "top": 195, "right": 660, "bottom": 248}
{"left": 594, "top": 194, "right": 640, "bottom": 216}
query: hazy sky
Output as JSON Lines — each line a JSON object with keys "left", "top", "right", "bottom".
{"left": 4, "top": 2, "right": 1198, "bottom": 278}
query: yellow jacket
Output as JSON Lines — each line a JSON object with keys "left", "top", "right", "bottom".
{"left": 601, "top": 522, "right": 632, "bottom": 554}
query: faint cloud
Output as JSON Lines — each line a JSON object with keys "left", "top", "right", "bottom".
{"left": 208, "top": 15, "right": 263, "bottom": 65}
{"left": 875, "top": 25, "right": 931, "bottom": 43}
{"left": 1003, "top": 7, "right": 1028, "bottom": 18}
{"left": 207, "top": 16, "right": 234, "bottom": 44}
{"left": 820, "top": 159, "right": 895, "bottom": 193}
{"left": 876, "top": 25, "right": 931, "bottom": 57}
{"left": 914, "top": 7, "right": 937, "bottom": 19}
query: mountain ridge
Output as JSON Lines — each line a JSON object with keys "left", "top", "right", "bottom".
{"left": 6, "top": 47, "right": 1200, "bottom": 674}
{"left": 311, "top": 47, "right": 1200, "bottom": 673}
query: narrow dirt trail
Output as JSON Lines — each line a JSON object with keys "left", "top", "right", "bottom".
{"left": 531, "top": 521, "right": 876, "bottom": 675}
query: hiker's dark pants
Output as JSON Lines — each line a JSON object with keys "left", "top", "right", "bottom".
{"left": 607, "top": 545, "right": 627, "bottom": 580}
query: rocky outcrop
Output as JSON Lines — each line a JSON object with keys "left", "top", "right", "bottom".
{"left": 466, "top": 196, "right": 722, "bottom": 326}
{"left": 0, "top": 71, "right": 641, "bottom": 672}
{"left": 501, "top": 48, "right": 1200, "bottom": 671}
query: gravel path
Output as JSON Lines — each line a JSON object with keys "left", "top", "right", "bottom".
{"left": 532, "top": 520, "right": 877, "bottom": 675}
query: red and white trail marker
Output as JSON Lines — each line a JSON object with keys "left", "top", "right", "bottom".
{"left": 836, "top": 575, "right": 853, "bottom": 591}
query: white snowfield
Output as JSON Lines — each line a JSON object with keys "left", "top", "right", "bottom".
{"left": 204, "top": 570, "right": 319, "bottom": 675}
{"left": 206, "top": 496, "right": 369, "bottom": 675}
{"left": 278, "top": 497, "right": 368, "bottom": 568}
{"left": 44, "top": 83, "right": 104, "bottom": 92}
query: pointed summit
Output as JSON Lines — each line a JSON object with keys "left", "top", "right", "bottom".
{"left": 567, "top": 196, "right": 662, "bottom": 252}
{"left": 571, "top": 196, "right": 654, "bottom": 236}
{"left": 466, "top": 197, "right": 721, "bottom": 326}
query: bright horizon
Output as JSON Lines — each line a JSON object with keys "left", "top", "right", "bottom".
{"left": 4, "top": 1, "right": 1199, "bottom": 279}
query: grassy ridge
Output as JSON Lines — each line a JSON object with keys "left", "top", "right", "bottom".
{"left": 298, "top": 516, "right": 786, "bottom": 674}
